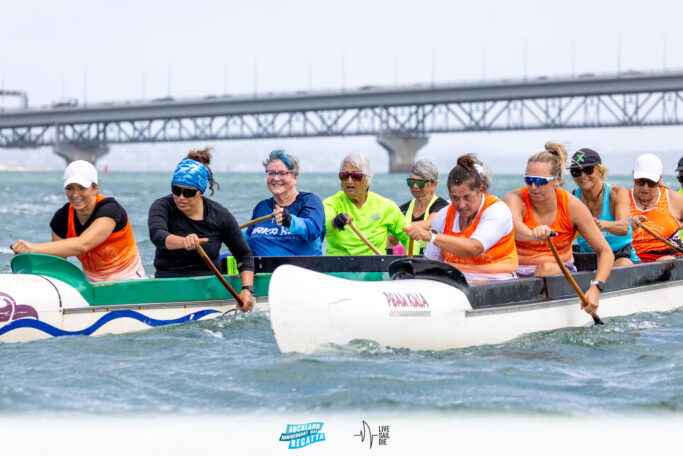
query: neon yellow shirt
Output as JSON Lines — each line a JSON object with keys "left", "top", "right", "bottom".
{"left": 324, "top": 191, "right": 410, "bottom": 255}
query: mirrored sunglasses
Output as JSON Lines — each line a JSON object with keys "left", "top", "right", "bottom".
{"left": 171, "top": 185, "right": 199, "bottom": 198}
{"left": 406, "top": 178, "right": 429, "bottom": 188}
{"left": 633, "top": 178, "right": 658, "bottom": 188}
{"left": 570, "top": 166, "right": 595, "bottom": 178}
{"left": 524, "top": 175, "right": 557, "bottom": 186}
{"left": 339, "top": 172, "right": 365, "bottom": 182}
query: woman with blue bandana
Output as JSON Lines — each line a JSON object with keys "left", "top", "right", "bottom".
{"left": 148, "top": 148, "right": 255, "bottom": 311}
{"left": 245, "top": 149, "right": 325, "bottom": 256}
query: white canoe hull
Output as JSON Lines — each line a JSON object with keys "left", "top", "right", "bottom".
{"left": 0, "top": 274, "right": 263, "bottom": 343}
{"left": 268, "top": 265, "right": 683, "bottom": 354}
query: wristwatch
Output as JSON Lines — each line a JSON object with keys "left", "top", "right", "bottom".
{"left": 242, "top": 285, "right": 255, "bottom": 294}
{"left": 590, "top": 280, "right": 604, "bottom": 292}
{"left": 430, "top": 230, "right": 438, "bottom": 244}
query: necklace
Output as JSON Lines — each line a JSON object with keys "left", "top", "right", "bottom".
{"left": 584, "top": 184, "right": 604, "bottom": 217}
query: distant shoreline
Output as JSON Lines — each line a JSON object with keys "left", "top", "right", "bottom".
{"left": 0, "top": 164, "right": 49, "bottom": 172}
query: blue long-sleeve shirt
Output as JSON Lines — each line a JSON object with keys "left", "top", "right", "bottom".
{"left": 245, "top": 192, "right": 325, "bottom": 256}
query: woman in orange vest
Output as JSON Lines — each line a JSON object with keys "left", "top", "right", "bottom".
{"left": 11, "top": 160, "right": 147, "bottom": 282}
{"left": 629, "top": 153, "right": 683, "bottom": 262}
{"left": 404, "top": 154, "right": 518, "bottom": 284}
{"left": 503, "top": 142, "right": 613, "bottom": 316}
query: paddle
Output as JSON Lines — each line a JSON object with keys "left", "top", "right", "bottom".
{"left": 408, "top": 238, "right": 415, "bottom": 258}
{"left": 239, "top": 213, "right": 275, "bottom": 229}
{"left": 348, "top": 220, "right": 383, "bottom": 255}
{"left": 546, "top": 232, "right": 604, "bottom": 325}
{"left": 195, "top": 243, "right": 245, "bottom": 309}
{"left": 639, "top": 223, "right": 683, "bottom": 255}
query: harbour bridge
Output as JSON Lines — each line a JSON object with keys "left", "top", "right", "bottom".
{"left": 1, "top": 71, "right": 683, "bottom": 172}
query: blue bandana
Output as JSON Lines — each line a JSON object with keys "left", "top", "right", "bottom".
{"left": 171, "top": 159, "right": 210, "bottom": 193}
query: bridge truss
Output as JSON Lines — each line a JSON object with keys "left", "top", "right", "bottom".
{"left": 2, "top": 84, "right": 683, "bottom": 149}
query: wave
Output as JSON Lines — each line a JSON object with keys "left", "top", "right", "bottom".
{"left": 0, "top": 309, "right": 220, "bottom": 338}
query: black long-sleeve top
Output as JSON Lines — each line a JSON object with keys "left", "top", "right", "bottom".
{"left": 148, "top": 195, "right": 254, "bottom": 278}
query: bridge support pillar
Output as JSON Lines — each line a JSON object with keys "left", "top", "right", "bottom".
{"left": 376, "top": 131, "right": 428, "bottom": 173}
{"left": 53, "top": 143, "right": 110, "bottom": 165}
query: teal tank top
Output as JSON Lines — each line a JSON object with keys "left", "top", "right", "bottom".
{"left": 573, "top": 184, "right": 639, "bottom": 261}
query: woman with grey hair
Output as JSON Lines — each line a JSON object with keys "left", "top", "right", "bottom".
{"left": 324, "top": 152, "right": 410, "bottom": 255}
{"left": 245, "top": 149, "right": 325, "bottom": 256}
{"left": 388, "top": 159, "right": 449, "bottom": 255}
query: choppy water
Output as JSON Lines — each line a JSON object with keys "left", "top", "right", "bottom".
{"left": 1, "top": 171, "right": 682, "bottom": 417}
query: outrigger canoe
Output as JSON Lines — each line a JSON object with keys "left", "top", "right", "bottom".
{"left": 0, "top": 253, "right": 401, "bottom": 343}
{"left": 269, "top": 257, "right": 683, "bottom": 353}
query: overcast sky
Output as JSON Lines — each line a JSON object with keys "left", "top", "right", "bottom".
{"left": 2, "top": 0, "right": 683, "bottom": 173}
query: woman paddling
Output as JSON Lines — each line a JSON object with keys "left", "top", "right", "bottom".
{"left": 405, "top": 154, "right": 518, "bottom": 283}
{"left": 569, "top": 148, "right": 639, "bottom": 266}
{"left": 245, "top": 149, "right": 325, "bottom": 256}
{"left": 324, "top": 152, "right": 410, "bottom": 255}
{"left": 503, "top": 142, "right": 613, "bottom": 316}
{"left": 387, "top": 159, "right": 448, "bottom": 255}
{"left": 11, "top": 160, "right": 147, "bottom": 282}
{"left": 629, "top": 153, "right": 683, "bottom": 262}
{"left": 147, "top": 148, "right": 254, "bottom": 311}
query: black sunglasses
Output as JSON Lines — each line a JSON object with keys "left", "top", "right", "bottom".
{"left": 633, "top": 178, "right": 658, "bottom": 188}
{"left": 406, "top": 178, "right": 429, "bottom": 188}
{"left": 339, "top": 172, "right": 365, "bottom": 182}
{"left": 570, "top": 166, "right": 595, "bottom": 178}
{"left": 678, "top": 175, "right": 683, "bottom": 184}
{"left": 171, "top": 185, "right": 199, "bottom": 198}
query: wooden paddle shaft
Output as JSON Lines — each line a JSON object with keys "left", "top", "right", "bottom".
{"left": 239, "top": 213, "right": 275, "bottom": 229}
{"left": 195, "top": 244, "right": 244, "bottom": 307}
{"left": 348, "top": 220, "right": 383, "bottom": 255}
{"left": 640, "top": 223, "right": 683, "bottom": 254}
{"left": 546, "top": 236, "right": 603, "bottom": 325}
{"left": 408, "top": 238, "right": 415, "bottom": 258}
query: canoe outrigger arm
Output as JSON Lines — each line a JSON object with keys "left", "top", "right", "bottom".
{"left": 389, "top": 258, "right": 469, "bottom": 296}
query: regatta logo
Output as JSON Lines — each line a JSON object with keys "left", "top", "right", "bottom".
{"left": 279, "top": 422, "right": 326, "bottom": 449}
{"left": 383, "top": 291, "right": 431, "bottom": 317}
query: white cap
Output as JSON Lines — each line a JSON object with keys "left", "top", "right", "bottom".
{"left": 633, "top": 153, "right": 663, "bottom": 182}
{"left": 63, "top": 160, "right": 98, "bottom": 188}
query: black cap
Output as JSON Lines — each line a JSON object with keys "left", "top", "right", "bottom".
{"left": 569, "top": 148, "right": 602, "bottom": 169}
{"left": 677, "top": 157, "right": 683, "bottom": 172}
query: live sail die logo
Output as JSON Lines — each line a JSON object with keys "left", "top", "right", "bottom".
{"left": 279, "top": 421, "right": 326, "bottom": 449}
{"left": 354, "top": 420, "right": 390, "bottom": 449}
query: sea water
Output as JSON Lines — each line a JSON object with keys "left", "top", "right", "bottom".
{"left": 0, "top": 171, "right": 682, "bottom": 420}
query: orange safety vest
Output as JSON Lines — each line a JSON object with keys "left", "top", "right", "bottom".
{"left": 442, "top": 194, "right": 518, "bottom": 274}
{"left": 629, "top": 186, "right": 682, "bottom": 262}
{"left": 516, "top": 187, "right": 575, "bottom": 266}
{"left": 67, "top": 195, "right": 145, "bottom": 282}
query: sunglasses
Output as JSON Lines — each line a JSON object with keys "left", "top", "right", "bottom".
{"left": 339, "top": 172, "right": 365, "bottom": 182}
{"left": 524, "top": 175, "right": 558, "bottom": 186}
{"left": 407, "top": 178, "right": 429, "bottom": 188}
{"left": 570, "top": 166, "right": 595, "bottom": 178}
{"left": 171, "top": 185, "right": 199, "bottom": 198}
{"left": 633, "top": 178, "right": 658, "bottom": 188}
{"left": 677, "top": 175, "right": 683, "bottom": 184}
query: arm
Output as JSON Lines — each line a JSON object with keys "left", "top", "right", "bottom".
{"left": 12, "top": 218, "right": 116, "bottom": 257}
{"left": 596, "top": 185, "right": 629, "bottom": 236}
{"left": 569, "top": 197, "right": 615, "bottom": 314}
{"left": 668, "top": 188, "right": 683, "bottom": 225}
{"left": 278, "top": 195, "right": 325, "bottom": 241}
{"left": 504, "top": 190, "right": 535, "bottom": 241}
{"left": 148, "top": 197, "right": 207, "bottom": 250}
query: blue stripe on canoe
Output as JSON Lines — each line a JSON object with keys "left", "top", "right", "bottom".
{"left": 0, "top": 309, "right": 221, "bottom": 338}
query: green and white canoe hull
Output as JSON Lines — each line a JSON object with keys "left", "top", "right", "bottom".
{"left": 0, "top": 254, "right": 269, "bottom": 343}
